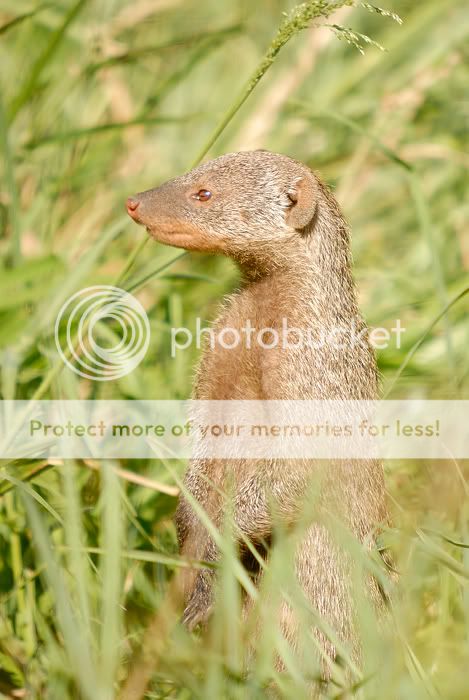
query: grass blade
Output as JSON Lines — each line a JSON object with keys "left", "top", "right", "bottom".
{"left": 8, "top": 0, "right": 88, "bottom": 122}
{"left": 384, "top": 286, "right": 469, "bottom": 397}
{"left": 99, "top": 461, "right": 123, "bottom": 698}
{"left": 21, "top": 490, "right": 99, "bottom": 700}
{"left": 0, "top": 5, "right": 46, "bottom": 36}
{"left": 0, "top": 92, "right": 21, "bottom": 264}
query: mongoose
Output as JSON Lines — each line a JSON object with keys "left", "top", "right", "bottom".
{"left": 126, "top": 150, "right": 389, "bottom": 673}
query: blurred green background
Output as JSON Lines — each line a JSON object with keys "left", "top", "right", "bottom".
{"left": 0, "top": 0, "right": 468, "bottom": 698}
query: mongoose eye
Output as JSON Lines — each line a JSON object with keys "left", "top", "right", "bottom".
{"left": 192, "top": 189, "right": 212, "bottom": 202}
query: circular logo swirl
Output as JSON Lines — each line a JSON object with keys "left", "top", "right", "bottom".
{"left": 54, "top": 285, "right": 150, "bottom": 381}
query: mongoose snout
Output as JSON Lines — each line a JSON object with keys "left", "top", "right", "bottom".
{"left": 126, "top": 196, "right": 140, "bottom": 215}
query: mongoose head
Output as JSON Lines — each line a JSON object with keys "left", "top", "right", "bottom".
{"left": 126, "top": 151, "right": 321, "bottom": 266}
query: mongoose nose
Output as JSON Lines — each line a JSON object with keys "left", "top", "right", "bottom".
{"left": 126, "top": 197, "right": 140, "bottom": 217}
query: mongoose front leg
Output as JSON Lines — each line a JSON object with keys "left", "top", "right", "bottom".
{"left": 181, "top": 537, "right": 217, "bottom": 629}
{"left": 181, "top": 473, "right": 274, "bottom": 629}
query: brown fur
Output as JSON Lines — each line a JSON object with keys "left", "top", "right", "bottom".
{"left": 127, "top": 151, "right": 389, "bottom": 674}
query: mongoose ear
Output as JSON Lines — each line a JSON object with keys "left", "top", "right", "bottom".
{"left": 285, "top": 175, "right": 317, "bottom": 230}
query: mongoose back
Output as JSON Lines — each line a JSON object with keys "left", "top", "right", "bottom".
{"left": 127, "top": 150, "right": 389, "bottom": 675}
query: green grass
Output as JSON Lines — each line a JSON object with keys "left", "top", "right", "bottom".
{"left": 0, "top": 0, "right": 468, "bottom": 697}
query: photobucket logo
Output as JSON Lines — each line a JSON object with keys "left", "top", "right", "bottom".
{"left": 55, "top": 286, "right": 150, "bottom": 381}
{"left": 171, "top": 318, "right": 406, "bottom": 357}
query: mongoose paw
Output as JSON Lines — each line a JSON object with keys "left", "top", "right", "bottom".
{"left": 181, "top": 570, "right": 214, "bottom": 631}
{"left": 182, "top": 599, "right": 213, "bottom": 631}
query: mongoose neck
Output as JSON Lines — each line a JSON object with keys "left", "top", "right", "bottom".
{"left": 238, "top": 196, "right": 357, "bottom": 320}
